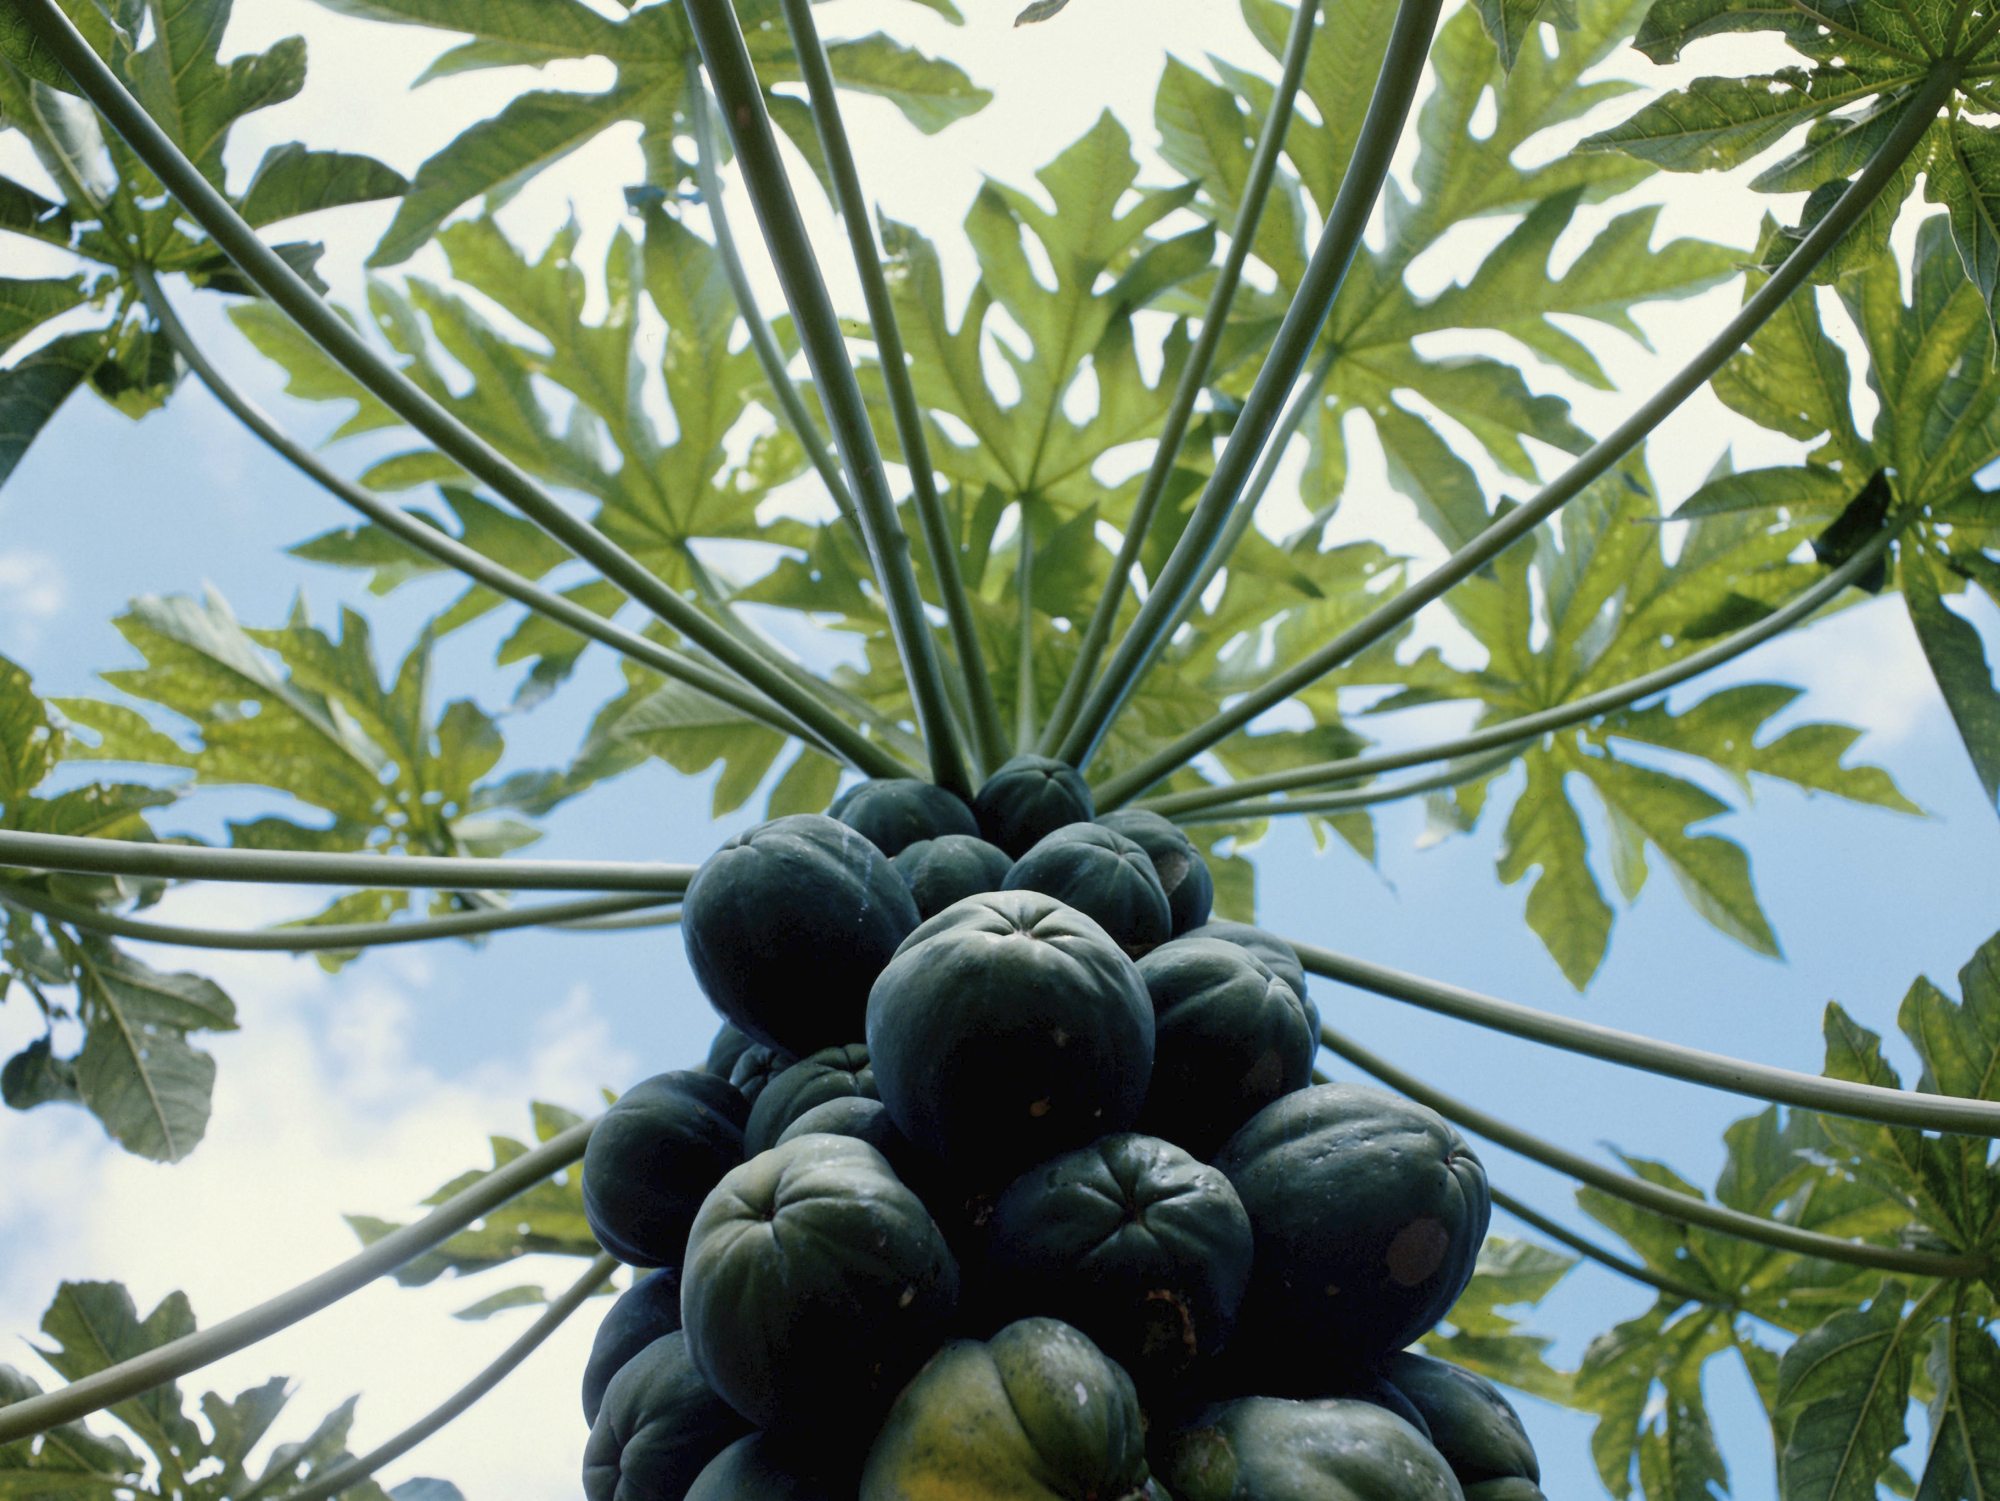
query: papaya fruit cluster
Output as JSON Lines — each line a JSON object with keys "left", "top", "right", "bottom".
{"left": 578, "top": 756, "right": 1545, "bottom": 1501}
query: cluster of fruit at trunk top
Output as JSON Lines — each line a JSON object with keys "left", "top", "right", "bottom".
{"left": 575, "top": 757, "right": 1544, "bottom": 1501}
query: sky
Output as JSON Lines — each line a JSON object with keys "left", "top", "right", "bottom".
{"left": 2, "top": 0, "right": 1999, "bottom": 1497}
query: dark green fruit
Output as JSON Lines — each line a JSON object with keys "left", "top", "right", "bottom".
{"left": 744, "top": 1044, "right": 877, "bottom": 1155}
{"left": 1379, "top": 1354, "right": 1542, "bottom": 1501}
{"left": 729, "top": 1044, "right": 795, "bottom": 1109}
{"left": 682, "top": 814, "right": 919, "bottom": 1055}
{"left": 1003, "top": 823, "right": 1170, "bottom": 955}
{"left": 583, "top": 1332, "right": 753, "bottom": 1501}
{"left": 972, "top": 755, "right": 1094, "bottom": 858}
{"left": 1097, "top": 810, "right": 1213, "bottom": 935}
{"left": 583, "top": 1268, "right": 682, "bottom": 1426}
{"left": 1160, "top": 1396, "right": 1459, "bottom": 1501}
{"left": 830, "top": 778, "right": 979, "bottom": 858}
{"left": 681, "top": 1134, "right": 959, "bottom": 1436}
{"left": 1181, "top": 920, "right": 1307, "bottom": 1005}
{"left": 891, "top": 835, "right": 1013, "bottom": 920}
{"left": 866, "top": 890, "right": 1154, "bottom": 1185}
{"left": 860, "top": 1318, "right": 1151, "bottom": 1501}
{"left": 775, "top": 1096, "right": 944, "bottom": 1205}
{"left": 704, "top": 1022, "right": 756, "bottom": 1080}
{"left": 986, "top": 1133, "right": 1252, "bottom": 1389}
{"left": 1214, "top": 1084, "right": 1490, "bottom": 1380}
{"left": 1135, "top": 938, "right": 1316, "bottom": 1159}
{"left": 583, "top": 1071, "right": 749, "bottom": 1269}
{"left": 686, "top": 1433, "right": 860, "bottom": 1501}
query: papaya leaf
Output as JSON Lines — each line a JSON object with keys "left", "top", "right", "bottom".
{"left": 1776, "top": 1282, "right": 1935, "bottom": 1501}
{"left": 346, "top": 1102, "right": 599, "bottom": 1287}
{"left": 1905, "top": 543, "right": 2000, "bottom": 806}
{"left": 1917, "top": 1317, "right": 2000, "bottom": 1501}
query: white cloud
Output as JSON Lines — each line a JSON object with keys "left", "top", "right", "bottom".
{"left": 0, "top": 551, "right": 67, "bottom": 650}
{"left": 0, "top": 883, "right": 637, "bottom": 1501}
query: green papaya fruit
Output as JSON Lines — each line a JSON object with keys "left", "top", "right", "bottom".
{"left": 1135, "top": 938, "right": 1316, "bottom": 1159}
{"left": 831, "top": 778, "right": 980, "bottom": 857}
{"left": 986, "top": 1133, "right": 1252, "bottom": 1390}
{"left": 1097, "top": 809, "right": 1213, "bottom": 935}
{"left": 891, "top": 834, "right": 1014, "bottom": 920}
{"left": 583, "top": 1268, "right": 682, "bottom": 1427}
{"left": 682, "top": 814, "right": 919, "bottom": 1055}
{"left": 681, "top": 1134, "right": 959, "bottom": 1437}
{"left": 972, "top": 755, "right": 1094, "bottom": 858}
{"left": 583, "top": 1071, "right": 748, "bottom": 1269}
{"left": 729, "top": 1044, "right": 796, "bottom": 1109}
{"left": 686, "top": 1433, "right": 860, "bottom": 1501}
{"left": 1213, "top": 1085, "right": 1489, "bottom": 1380}
{"left": 1003, "top": 823, "right": 1171, "bottom": 955}
{"left": 860, "top": 1318, "right": 1151, "bottom": 1501}
{"left": 583, "top": 1331, "right": 752, "bottom": 1501}
{"left": 705, "top": 1022, "right": 757, "bottom": 1080}
{"left": 1161, "top": 1396, "right": 1461, "bottom": 1501}
{"left": 866, "top": 890, "right": 1154, "bottom": 1184}
{"left": 1378, "top": 1354, "right": 1542, "bottom": 1501}
{"left": 744, "top": 1044, "right": 877, "bottom": 1155}
{"left": 775, "top": 1096, "right": 945, "bottom": 1206}
{"left": 1180, "top": 921, "right": 1307, "bottom": 1006}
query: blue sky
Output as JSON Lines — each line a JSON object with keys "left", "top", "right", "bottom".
{"left": 2, "top": 0, "right": 1998, "bottom": 1495}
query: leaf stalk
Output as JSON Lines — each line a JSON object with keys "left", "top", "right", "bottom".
{"left": 683, "top": 0, "right": 972, "bottom": 797}
{"left": 1036, "top": 0, "right": 1322, "bottom": 757}
{"left": 773, "top": 0, "right": 1006, "bottom": 777}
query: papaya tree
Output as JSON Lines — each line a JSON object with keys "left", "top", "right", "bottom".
{"left": 0, "top": 0, "right": 1996, "bottom": 1495}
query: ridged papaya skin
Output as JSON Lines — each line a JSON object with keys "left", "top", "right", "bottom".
{"left": 891, "top": 834, "right": 1014, "bottom": 921}
{"left": 831, "top": 778, "right": 980, "bottom": 858}
{"left": 1214, "top": 1085, "right": 1490, "bottom": 1380}
{"left": 776, "top": 1097, "right": 947, "bottom": 1208}
{"left": 583, "top": 1331, "right": 752, "bottom": 1501}
{"left": 744, "top": 1044, "right": 877, "bottom": 1155}
{"left": 972, "top": 755, "right": 1095, "bottom": 858}
{"left": 682, "top": 815, "right": 919, "bottom": 1055}
{"left": 686, "top": 1433, "right": 861, "bottom": 1501}
{"left": 986, "top": 1133, "right": 1252, "bottom": 1391}
{"left": 1135, "top": 938, "right": 1317, "bottom": 1159}
{"left": 1180, "top": 921, "right": 1308, "bottom": 1005}
{"left": 582, "top": 1268, "right": 682, "bottom": 1427}
{"left": 1378, "top": 1355, "right": 1541, "bottom": 1501}
{"left": 681, "top": 1134, "right": 959, "bottom": 1437}
{"left": 859, "top": 1318, "right": 1151, "bottom": 1501}
{"left": 866, "top": 891, "right": 1154, "bottom": 1186}
{"left": 1161, "top": 1396, "right": 1462, "bottom": 1501}
{"left": 1003, "top": 824, "right": 1171, "bottom": 956}
{"left": 729, "top": 1044, "right": 795, "bottom": 1109}
{"left": 704, "top": 1022, "right": 757, "bottom": 1080}
{"left": 582, "top": 1071, "right": 749, "bottom": 1269}
{"left": 1096, "top": 809, "right": 1213, "bottom": 936}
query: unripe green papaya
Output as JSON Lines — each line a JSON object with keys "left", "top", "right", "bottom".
{"left": 891, "top": 834, "right": 1014, "bottom": 920}
{"left": 682, "top": 814, "right": 919, "bottom": 1055}
{"left": 1180, "top": 921, "right": 1307, "bottom": 1007}
{"left": 1161, "top": 1396, "right": 1461, "bottom": 1501}
{"left": 583, "top": 1332, "right": 752, "bottom": 1501}
{"left": 582, "top": 1071, "right": 748, "bottom": 1269}
{"left": 582, "top": 1268, "right": 682, "bottom": 1427}
{"left": 681, "top": 1135, "right": 959, "bottom": 1437}
{"left": 1135, "top": 937, "right": 1316, "bottom": 1159}
{"left": 1214, "top": 1085, "right": 1489, "bottom": 1380}
{"left": 744, "top": 1044, "right": 877, "bottom": 1155}
{"left": 831, "top": 778, "right": 980, "bottom": 858}
{"left": 1378, "top": 1354, "right": 1543, "bottom": 1501}
{"left": 866, "top": 890, "right": 1153, "bottom": 1185}
{"left": 686, "top": 1433, "right": 860, "bottom": 1501}
{"left": 1003, "top": 823, "right": 1171, "bottom": 955}
{"left": 973, "top": 755, "right": 1094, "bottom": 858}
{"left": 1096, "top": 809, "right": 1213, "bottom": 935}
{"left": 986, "top": 1133, "right": 1252, "bottom": 1390}
{"left": 860, "top": 1318, "right": 1151, "bottom": 1501}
